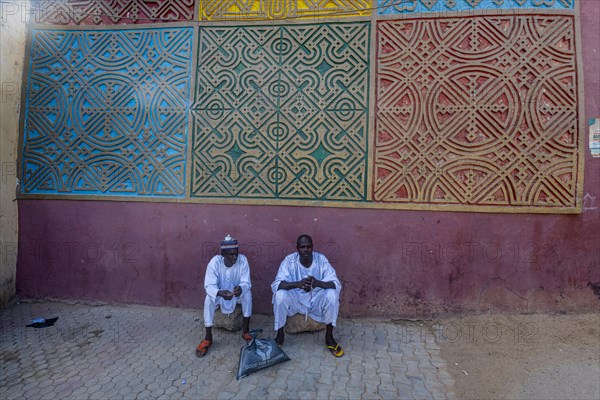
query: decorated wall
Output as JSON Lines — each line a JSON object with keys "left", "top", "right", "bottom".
{"left": 15, "top": 0, "right": 599, "bottom": 316}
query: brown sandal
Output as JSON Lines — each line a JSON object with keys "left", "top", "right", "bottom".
{"left": 195, "top": 339, "right": 212, "bottom": 357}
{"left": 242, "top": 331, "right": 253, "bottom": 342}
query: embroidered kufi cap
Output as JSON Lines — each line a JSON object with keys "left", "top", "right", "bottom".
{"left": 220, "top": 234, "right": 238, "bottom": 250}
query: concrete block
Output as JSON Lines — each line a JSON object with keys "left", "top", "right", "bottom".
{"left": 285, "top": 314, "right": 326, "bottom": 333}
{"left": 213, "top": 305, "right": 243, "bottom": 331}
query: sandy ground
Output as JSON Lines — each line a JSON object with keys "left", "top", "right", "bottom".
{"left": 433, "top": 312, "right": 600, "bottom": 399}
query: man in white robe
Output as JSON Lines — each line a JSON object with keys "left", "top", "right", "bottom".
{"left": 196, "top": 235, "right": 252, "bottom": 357}
{"left": 271, "top": 234, "right": 344, "bottom": 357}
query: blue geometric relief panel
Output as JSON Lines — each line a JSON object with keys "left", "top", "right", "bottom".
{"left": 191, "top": 23, "right": 370, "bottom": 202}
{"left": 378, "top": 0, "right": 574, "bottom": 14}
{"left": 22, "top": 28, "right": 193, "bottom": 196}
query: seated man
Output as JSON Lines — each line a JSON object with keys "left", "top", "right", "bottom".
{"left": 196, "top": 234, "right": 252, "bottom": 357}
{"left": 271, "top": 234, "right": 344, "bottom": 357}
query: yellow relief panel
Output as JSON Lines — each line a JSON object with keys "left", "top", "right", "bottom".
{"left": 199, "top": 0, "right": 372, "bottom": 20}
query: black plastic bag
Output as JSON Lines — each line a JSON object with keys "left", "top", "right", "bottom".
{"left": 236, "top": 329, "right": 290, "bottom": 380}
{"left": 26, "top": 317, "right": 58, "bottom": 328}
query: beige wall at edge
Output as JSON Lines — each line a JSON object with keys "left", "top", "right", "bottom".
{"left": 0, "top": 2, "right": 28, "bottom": 306}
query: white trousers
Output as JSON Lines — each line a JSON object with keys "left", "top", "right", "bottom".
{"left": 204, "top": 291, "right": 252, "bottom": 327}
{"left": 273, "top": 289, "right": 339, "bottom": 331}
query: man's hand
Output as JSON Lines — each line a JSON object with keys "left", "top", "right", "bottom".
{"left": 300, "top": 276, "right": 314, "bottom": 292}
{"left": 218, "top": 290, "right": 234, "bottom": 300}
{"left": 233, "top": 285, "right": 242, "bottom": 297}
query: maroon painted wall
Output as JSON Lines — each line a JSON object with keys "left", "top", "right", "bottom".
{"left": 16, "top": 1, "right": 600, "bottom": 317}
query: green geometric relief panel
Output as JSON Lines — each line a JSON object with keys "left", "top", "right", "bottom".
{"left": 191, "top": 23, "right": 370, "bottom": 201}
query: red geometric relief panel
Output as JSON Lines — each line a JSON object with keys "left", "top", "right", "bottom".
{"left": 375, "top": 15, "right": 581, "bottom": 210}
{"left": 34, "top": 0, "right": 195, "bottom": 25}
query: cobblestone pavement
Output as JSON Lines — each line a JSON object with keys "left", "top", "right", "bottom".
{"left": 1, "top": 300, "right": 455, "bottom": 399}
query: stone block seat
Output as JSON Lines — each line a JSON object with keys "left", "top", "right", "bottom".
{"left": 213, "top": 304, "right": 243, "bottom": 332}
{"left": 285, "top": 314, "right": 326, "bottom": 333}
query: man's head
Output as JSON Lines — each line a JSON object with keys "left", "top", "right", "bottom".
{"left": 296, "top": 234, "right": 313, "bottom": 267}
{"left": 220, "top": 234, "right": 239, "bottom": 267}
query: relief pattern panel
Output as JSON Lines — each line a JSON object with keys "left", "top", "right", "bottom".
{"left": 22, "top": 28, "right": 193, "bottom": 196}
{"left": 375, "top": 15, "right": 581, "bottom": 209}
{"left": 198, "top": 0, "right": 372, "bottom": 20}
{"left": 20, "top": 4, "right": 583, "bottom": 213}
{"left": 33, "top": 0, "right": 195, "bottom": 25}
{"left": 378, "top": 0, "right": 574, "bottom": 14}
{"left": 191, "top": 23, "right": 369, "bottom": 201}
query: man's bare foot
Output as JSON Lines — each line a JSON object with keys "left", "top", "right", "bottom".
{"left": 275, "top": 328, "right": 284, "bottom": 345}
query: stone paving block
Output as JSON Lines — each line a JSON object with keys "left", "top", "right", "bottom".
{"left": 426, "top": 382, "right": 447, "bottom": 397}
{"left": 51, "top": 383, "right": 75, "bottom": 399}
{"left": 405, "top": 360, "right": 422, "bottom": 376}
{"left": 42, "top": 389, "right": 60, "bottom": 400}
{"left": 118, "top": 385, "right": 134, "bottom": 396}
{"left": 164, "top": 385, "right": 179, "bottom": 396}
{"left": 146, "top": 380, "right": 162, "bottom": 392}
{"left": 363, "top": 382, "right": 380, "bottom": 399}
{"left": 89, "top": 390, "right": 108, "bottom": 400}
{"left": 169, "top": 391, "right": 184, "bottom": 400}
{"left": 397, "top": 382, "right": 414, "bottom": 399}
{"left": 412, "top": 379, "right": 433, "bottom": 399}
{"left": 19, "top": 370, "right": 35, "bottom": 382}
{"left": 374, "top": 328, "right": 388, "bottom": 346}
{"left": 70, "top": 385, "right": 92, "bottom": 398}
{"left": 21, "top": 380, "right": 39, "bottom": 392}
{"left": 362, "top": 394, "right": 382, "bottom": 400}
{"left": 99, "top": 381, "right": 116, "bottom": 392}
{"left": 131, "top": 382, "right": 147, "bottom": 394}
{"left": 318, "top": 367, "right": 333, "bottom": 385}
{"left": 302, "top": 371, "right": 320, "bottom": 386}
{"left": 22, "top": 387, "right": 41, "bottom": 399}
{"left": 377, "top": 388, "right": 400, "bottom": 399}
{"left": 87, "top": 382, "right": 104, "bottom": 395}
{"left": 348, "top": 368, "right": 364, "bottom": 380}
{"left": 331, "top": 365, "right": 349, "bottom": 378}
{"left": 346, "top": 384, "right": 366, "bottom": 398}
{"left": 362, "top": 369, "right": 382, "bottom": 386}
{"left": 311, "top": 382, "right": 329, "bottom": 398}
{"left": 216, "top": 390, "right": 236, "bottom": 400}
{"left": 331, "top": 374, "right": 350, "bottom": 392}
{"left": 284, "top": 378, "right": 305, "bottom": 394}
{"left": 438, "top": 375, "right": 455, "bottom": 388}
{"left": 103, "top": 386, "right": 122, "bottom": 399}
{"left": 37, "top": 377, "right": 54, "bottom": 390}
{"left": 376, "top": 358, "right": 393, "bottom": 374}
{"left": 2, "top": 385, "right": 22, "bottom": 399}
{"left": 330, "top": 387, "right": 349, "bottom": 399}
{"left": 266, "top": 387, "right": 286, "bottom": 399}
{"left": 297, "top": 389, "right": 319, "bottom": 399}
{"left": 246, "top": 385, "right": 268, "bottom": 398}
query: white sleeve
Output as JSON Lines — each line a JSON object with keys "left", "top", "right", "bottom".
{"left": 271, "top": 255, "right": 292, "bottom": 294}
{"left": 203, "top": 257, "right": 220, "bottom": 300}
{"left": 238, "top": 255, "right": 252, "bottom": 294}
{"left": 319, "top": 254, "right": 342, "bottom": 296}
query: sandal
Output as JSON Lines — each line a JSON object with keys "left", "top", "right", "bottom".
{"left": 242, "top": 331, "right": 253, "bottom": 342}
{"left": 326, "top": 343, "right": 344, "bottom": 358}
{"left": 195, "top": 339, "right": 212, "bottom": 357}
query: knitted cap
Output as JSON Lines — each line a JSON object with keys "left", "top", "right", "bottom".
{"left": 220, "top": 234, "right": 238, "bottom": 250}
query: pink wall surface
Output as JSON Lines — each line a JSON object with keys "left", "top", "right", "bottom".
{"left": 15, "top": 195, "right": 600, "bottom": 316}
{"left": 15, "top": 1, "right": 600, "bottom": 317}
